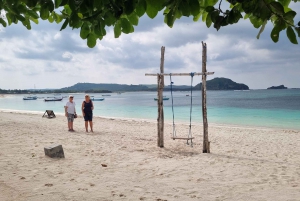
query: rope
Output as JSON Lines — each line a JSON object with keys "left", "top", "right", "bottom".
{"left": 188, "top": 72, "right": 195, "bottom": 146}
{"left": 169, "top": 74, "right": 176, "bottom": 138}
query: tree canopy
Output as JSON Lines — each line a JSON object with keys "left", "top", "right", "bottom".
{"left": 0, "top": 0, "right": 299, "bottom": 48}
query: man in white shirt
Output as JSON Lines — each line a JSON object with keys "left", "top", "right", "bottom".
{"left": 65, "top": 95, "right": 76, "bottom": 132}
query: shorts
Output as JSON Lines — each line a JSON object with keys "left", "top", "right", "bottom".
{"left": 84, "top": 113, "right": 93, "bottom": 121}
{"left": 67, "top": 113, "right": 74, "bottom": 122}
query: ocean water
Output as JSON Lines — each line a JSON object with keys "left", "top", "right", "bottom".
{"left": 1, "top": 89, "right": 300, "bottom": 130}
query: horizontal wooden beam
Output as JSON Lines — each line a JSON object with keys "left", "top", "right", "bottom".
{"left": 171, "top": 137, "right": 195, "bottom": 140}
{"left": 145, "top": 72, "right": 214, "bottom": 76}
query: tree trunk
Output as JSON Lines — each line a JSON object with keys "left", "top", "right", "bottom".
{"left": 157, "top": 46, "right": 165, "bottom": 148}
{"left": 202, "top": 42, "right": 210, "bottom": 153}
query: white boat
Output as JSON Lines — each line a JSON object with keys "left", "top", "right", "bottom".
{"left": 44, "top": 97, "right": 63, "bottom": 102}
{"left": 154, "top": 97, "right": 169, "bottom": 101}
{"left": 92, "top": 98, "right": 104, "bottom": 101}
{"left": 23, "top": 96, "right": 37, "bottom": 100}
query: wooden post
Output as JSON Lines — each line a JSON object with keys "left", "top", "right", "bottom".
{"left": 202, "top": 42, "right": 210, "bottom": 153}
{"left": 157, "top": 46, "right": 165, "bottom": 148}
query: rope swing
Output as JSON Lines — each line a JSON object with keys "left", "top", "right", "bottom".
{"left": 170, "top": 72, "right": 195, "bottom": 147}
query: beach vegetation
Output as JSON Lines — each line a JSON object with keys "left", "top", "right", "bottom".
{"left": 0, "top": 0, "right": 299, "bottom": 47}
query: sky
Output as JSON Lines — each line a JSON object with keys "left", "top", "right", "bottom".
{"left": 0, "top": 4, "right": 300, "bottom": 90}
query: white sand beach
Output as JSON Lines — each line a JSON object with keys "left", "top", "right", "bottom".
{"left": 0, "top": 111, "right": 300, "bottom": 201}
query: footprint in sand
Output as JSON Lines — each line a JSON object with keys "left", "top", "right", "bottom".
{"left": 45, "top": 184, "right": 53, "bottom": 187}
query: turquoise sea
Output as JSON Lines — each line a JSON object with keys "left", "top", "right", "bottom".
{"left": 1, "top": 89, "right": 300, "bottom": 130}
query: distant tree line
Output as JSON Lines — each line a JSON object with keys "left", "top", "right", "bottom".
{"left": 0, "top": 89, "right": 112, "bottom": 94}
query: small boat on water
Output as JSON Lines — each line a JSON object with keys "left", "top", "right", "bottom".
{"left": 44, "top": 97, "right": 63, "bottom": 102}
{"left": 154, "top": 97, "right": 169, "bottom": 101}
{"left": 23, "top": 96, "right": 37, "bottom": 100}
{"left": 186, "top": 95, "right": 190, "bottom": 96}
{"left": 92, "top": 98, "right": 104, "bottom": 101}
{"left": 102, "top": 94, "right": 111, "bottom": 97}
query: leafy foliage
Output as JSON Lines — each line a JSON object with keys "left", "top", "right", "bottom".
{"left": 0, "top": 0, "right": 299, "bottom": 48}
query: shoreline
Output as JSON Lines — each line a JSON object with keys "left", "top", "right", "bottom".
{"left": 0, "top": 108, "right": 299, "bottom": 132}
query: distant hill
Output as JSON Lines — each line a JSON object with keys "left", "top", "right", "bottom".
{"left": 59, "top": 78, "right": 249, "bottom": 92}
{"left": 61, "top": 83, "right": 149, "bottom": 92}
{"left": 267, "top": 85, "right": 287, "bottom": 89}
{"left": 194, "top": 77, "right": 249, "bottom": 90}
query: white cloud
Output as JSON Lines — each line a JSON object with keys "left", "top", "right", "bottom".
{"left": 0, "top": 12, "right": 299, "bottom": 90}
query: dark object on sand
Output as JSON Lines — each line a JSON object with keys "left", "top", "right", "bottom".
{"left": 42, "top": 110, "right": 56, "bottom": 118}
{"left": 44, "top": 144, "right": 65, "bottom": 158}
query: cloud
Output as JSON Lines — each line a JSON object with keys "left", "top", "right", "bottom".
{"left": 0, "top": 10, "right": 299, "bottom": 89}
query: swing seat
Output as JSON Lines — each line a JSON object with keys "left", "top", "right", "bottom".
{"left": 171, "top": 137, "right": 194, "bottom": 140}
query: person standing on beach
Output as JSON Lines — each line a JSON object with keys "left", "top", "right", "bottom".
{"left": 65, "top": 95, "right": 76, "bottom": 132}
{"left": 82, "top": 94, "right": 94, "bottom": 132}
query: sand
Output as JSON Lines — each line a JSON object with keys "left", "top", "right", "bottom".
{"left": 0, "top": 111, "right": 300, "bottom": 201}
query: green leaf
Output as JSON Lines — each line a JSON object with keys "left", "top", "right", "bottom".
{"left": 60, "top": 18, "right": 69, "bottom": 31}
{"left": 210, "top": 10, "right": 219, "bottom": 23}
{"left": 205, "top": 0, "right": 219, "bottom": 6}
{"left": 165, "top": 8, "right": 176, "bottom": 27}
{"left": 278, "top": 0, "right": 291, "bottom": 8}
{"left": 286, "top": 26, "right": 298, "bottom": 44}
{"left": 104, "top": 12, "right": 116, "bottom": 26}
{"left": 270, "top": 19, "right": 286, "bottom": 43}
{"left": 48, "top": 14, "right": 54, "bottom": 23}
{"left": 269, "top": 2, "right": 284, "bottom": 15}
{"left": 53, "top": 13, "right": 63, "bottom": 23}
{"left": 55, "top": 0, "right": 62, "bottom": 8}
{"left": 22, "top": 18, "right": 31, "bottom": 30}
{"left": 146, "top": 2, "right": 158, "bottom": 18}
{"left": 29, "top": 17, "right": 39, "bottom": 24}
{"left": 256, "top": 20, "right": 267, "bottom": 39}
{"left": 0, "top": 18, "right": 7, "bottom": 27}
{"left": 94, "top": 20, "right": 106, "bottom": 37}
{"left": 136, "top": 0, "right": 147, "bottom": 17}
{"left": 40, "top": 5, "right": 50, "bottom": 20}
{"left": 205, "top": 6, "right": 214, "bottom": 12}
{"left": 206, "top": 11, "right": 212, "bottom": 28}
{"left": 68, "top": 0, "right": 76, "bottom": 11}
{"left": 124, "top": 0, "right": 136, "bottom": 15}
{"left": 15, "top": 14, "right": 26, "bottom": 22}
{"left": 87, "top": 33, "right": 97, "bottom": 48}
{"left": 249, "top": 16, "right": 264, "bottom": 28}
{"left": 121, "top": 18, "right": 132, "bottom": 34}
{"left": 190, "top": 0, "right": 200, "bottom": 16}
{"left": 27, "top": 10, "right": 39, "bottom": 19}
{"left": 69, "top": 13, "right": 81, "bottom": 28}
{"left": 193, "top": 12, "right": 202, "bottom": 22}
{"left": 146, "top": 0, "right": 163, "bottom": 11}
{"left": 26, "top": 0, "right": 38, "bottom": 8}
{"left": 6, "top": 13, "right": 13, "bottom": 25}
{"left": 283, "top": 11, "right": 296, "bottom": 24}
{"left": 127, "top": 12, "right": 139, "bottom": 26}
{"left": 202, "top": 12, "right": 208, "bottom": 22}
{"left": 179, "top": 0, "right": 190, "bottom": 17}
{"left": 214, "top": 16, "right": 224, "bottom": 31}
{"left": 227, "top": 9, "right": 242, "bottom": 24}
{"left": 114, "top": 21, "right": 121, "bottom": 38}
{"left": 80, "top": 22, "right": 90, "bottom": 39}
{"left": 47, "top": 1, "right": 55, "bottom": 12}
{"left": 271, "top": 26, "right": 280, "bottom": 42}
